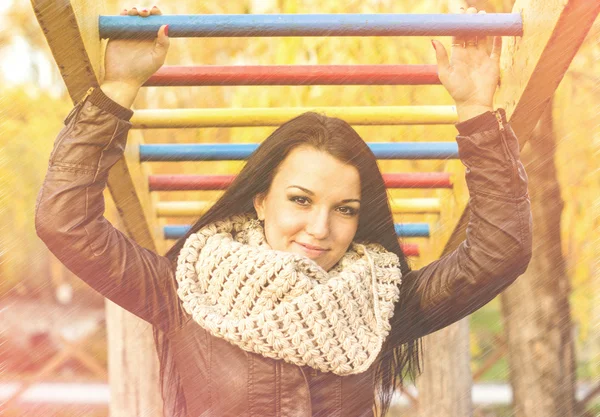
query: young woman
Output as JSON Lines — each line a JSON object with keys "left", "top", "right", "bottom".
{"left": 35, "top": 5, "right": 532, "bottom": 417}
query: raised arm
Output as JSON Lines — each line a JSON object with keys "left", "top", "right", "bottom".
{"left": 35, "top": 9, "right": 180, "bottom": 331}
{"left": 391, "top": 109, "right": 532, "bottom": 343}
{"left": 390, "top": 6, "right": 533, "bottom": 343}
{"left": 35, "top": 86, "right": 183, "bottom": 332}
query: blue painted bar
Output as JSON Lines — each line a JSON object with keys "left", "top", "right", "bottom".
{"left": 99, "top": 14, "right": 523, "bottom": 39}
{"left": 140, "top": 142, "right": 458, "bottom": 162}
{"left": 165, "top": 223, "right": 430, "bottom": 239}
{"left": 394, "top": 223, "right": 430, "bottom": 237}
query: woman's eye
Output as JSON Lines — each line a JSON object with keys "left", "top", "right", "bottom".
{"left": 290, "top": 197, "right": 357, "bottom": 216}
{"left": 290, "top": 196, "right": 310, "bottom": 205}
{"left": 338, "top": 206, "right": 358, "bottom": 216}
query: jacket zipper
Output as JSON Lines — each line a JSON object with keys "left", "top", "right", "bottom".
{"left": 51, "top": 86, "right": 96, "bottom": 164}
{"left": 494, "top": 110, "right": 518, "bottom": 198}
{"left": 64, "top": 87, "right": 95, "bottom": 125}
{"left": 80, "top": 86, "right": 95, "bottom": 103}
{"left": 494, "top": 110, "right": 504, "bottom": 132}
{"left": 495, "top": 110, "right": 510, "bottom": 159}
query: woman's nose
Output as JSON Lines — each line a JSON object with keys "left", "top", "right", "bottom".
{"left": 305, "top": 210, "right": 330, "bottom": 240}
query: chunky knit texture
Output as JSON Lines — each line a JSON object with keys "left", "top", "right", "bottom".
{"left": 175, "top": 213, "right": 402, "bottom": 375}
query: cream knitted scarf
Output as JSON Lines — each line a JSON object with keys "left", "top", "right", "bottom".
{"left": 175, "top": 213, "right": 402, "bottom": 375}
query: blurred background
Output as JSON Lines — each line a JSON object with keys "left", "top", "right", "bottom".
{"left": 0, "top": 0, "right": 598, "bottom": 416}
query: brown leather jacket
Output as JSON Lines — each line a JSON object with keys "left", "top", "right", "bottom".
{"left": 35, "top": 87, "right": 532, "bottom": 417}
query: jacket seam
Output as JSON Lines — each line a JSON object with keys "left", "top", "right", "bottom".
{"left": 34, "top": 179, "right": 46, "bottom": 222}
{"left": 169, "top": 316, "right": 193, "bottom": 335}
{"left": 83, "top": 121, "right": 121, "bottom": 256}
{"left": 517, "top": 196, "right": 527, "bottom": 253}
{"left": 469, "top": 194, "right": 482, "bottom": 284}
{"left": 92, "top": 122, "right": 119, "bottom": 184}
{"left": 248, "top": 354, "right": 254, "bottom": 417}
{"left": 456, "top": 127, "right": 497, "bottom": 141}
{"left": 470, "top": 188, "right": 528, "bottom": 202}
{"left": 52, "top": 160, "right": 99, "bottom": 171}
{"left": 434, "top": 193, "right": 527, "bottom": 306}
{"left": 49, "top": 118, "right": 76, "bottom": 166}
{"left": 298, "top": 367, "right": 312, "bottom": 415}
{"left": 48, "top": 165, "right": 96, "bottom": 175}
{"left": 275, "top": 361, "right": 281, "bottom": 416}
{"left": 337, "top": 376, "right": 342, "bottom": 417}
{"left": 473, "top": 191, "right": 529, "bottom": 252}
{"left": 497, "top": 123, "right": 520, "bottom": 200}
{"left": 434, "top": 194, "right": 482, "bottom": 310}
{"left": 63, "top": 101, "right": 82, "bottom": 126}
{"left": 208, "top": 333, "right": 213, "bottom": 414}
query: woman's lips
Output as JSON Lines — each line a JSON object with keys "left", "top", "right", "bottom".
{"left": 294, "top": 241, "right": 329, "bottom": 256}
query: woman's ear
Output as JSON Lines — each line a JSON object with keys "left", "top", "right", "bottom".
{"left": 253, "top": 193, "right": 265, "bottom": 221}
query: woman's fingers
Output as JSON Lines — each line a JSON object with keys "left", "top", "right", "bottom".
{"left": 451, "top": 6, "right": 466, "bottom": 49}
{"left": 120, "top": 5, "right": 165, "bottom": 40}
{"left": 155, "top": 24, "right": 170, "bottom": 49}
{"left": 476, "top": 10, "right": 488, "bottom": 53}
{"left": 490, "top": 36, "right": 502, "bottom": 62}
{"left": 432, "top": 40, "right": 450, "bottom": 83}
{"left": 464, "top": 7, "right": 478, "bottom": 50}
{"left": 122, "top": 5, "right": 161, "bottom": 16}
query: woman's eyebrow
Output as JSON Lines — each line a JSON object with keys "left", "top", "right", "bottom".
{"left": 287, "top": 185, "right": 361, "bottom": 204}
{"left": 288, "top": 185, "right": 314, "bottom": 195}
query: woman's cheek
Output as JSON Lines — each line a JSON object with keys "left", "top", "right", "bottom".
{"left": 279, "top": 209, "right": 305, "bottom": 235}
{"left": 265, "top": 207, "right": 302, "bottom": 246}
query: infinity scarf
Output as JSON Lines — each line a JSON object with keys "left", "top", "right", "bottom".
{"left": 175, "top": 213, "right": 402, "bottom": 375}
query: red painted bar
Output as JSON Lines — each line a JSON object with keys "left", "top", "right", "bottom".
{"left": 401, "top": 243, "right": 419, "bottom": 257}
{"left": 149, "top": 175, "right": 234, "bottom": 190}
{"left": 382, "top": 173, "right": 452, "bottom": 188}
{"left": 149, "top": 173, "right": 451, "bottom": 191}
{"left": 144, "top": 65, "right": 440, "bottom": 86}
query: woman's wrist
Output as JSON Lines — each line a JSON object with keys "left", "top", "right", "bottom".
{"left": 455, "top": 104, "right": 494, "bottom": 123}
{"left": 99, "top": 81, "right": 141, "bottom": 109}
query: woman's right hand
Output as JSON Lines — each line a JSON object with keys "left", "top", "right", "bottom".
{"left": 101, "top": 6, "right": 170, "bottom": 107}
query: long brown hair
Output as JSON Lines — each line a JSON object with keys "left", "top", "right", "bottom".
{"left": 159, "top": 111, "right": 422, "bottom": 417}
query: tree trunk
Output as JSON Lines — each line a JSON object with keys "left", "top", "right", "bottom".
{"left": 105, "top": 301, "right": 163, "bottom": 417}
{"left": 416, "top": 319, "right": 473, "bottom": 417}
{"left": 500, "top": 98, "right": 577, "bottom": 417}
{"left": 103, "top": 188, "right": 163, "bottom": 417}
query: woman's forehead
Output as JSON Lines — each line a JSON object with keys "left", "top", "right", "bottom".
{"left": 273, "top": 146, "right": 361, "bottom": 195}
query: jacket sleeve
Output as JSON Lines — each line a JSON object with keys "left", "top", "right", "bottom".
{"left": 390, "top": 109, "right": 533, "bottom": 344}
{"left": 35, "top": 87, "right": 183, "bottom": 332}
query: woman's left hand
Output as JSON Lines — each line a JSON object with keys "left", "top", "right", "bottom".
{"left": 432, "top": 7, "right": 502, "bottom": 122}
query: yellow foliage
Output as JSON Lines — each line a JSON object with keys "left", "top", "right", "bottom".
{"left": 0, "top": 87, "right": 72, "bottom": 295}
{"left": 553, "top": 23, "right": 600, "bottom": 345}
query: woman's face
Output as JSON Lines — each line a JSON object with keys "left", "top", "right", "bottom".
{"left": 253, "top": 145, "right": 361, "bottom": 271}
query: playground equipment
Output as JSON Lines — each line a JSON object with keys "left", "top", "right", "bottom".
{"left": 24, "top": 0, "right": 600, "bottom": 415}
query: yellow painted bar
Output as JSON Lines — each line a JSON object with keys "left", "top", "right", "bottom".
{"left": 156, "top": 198, "right": 440, "bottom": 217}
{"left": 389, "top": 198, "right": 441, "bottom": 214}
{"left": 132, "top": 106, "right": 457, "bottom": 128}
{"left": 156, "top": 201, "right": 212, "bottom": 216}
